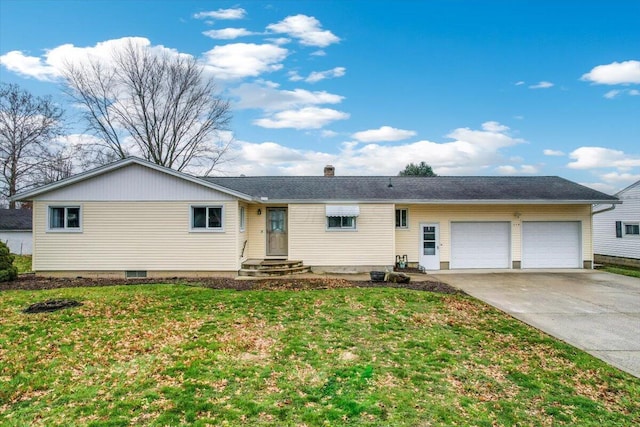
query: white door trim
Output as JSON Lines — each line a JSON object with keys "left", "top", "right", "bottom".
{"left": 419, "top": 222, "right": 440, "bottom": 271}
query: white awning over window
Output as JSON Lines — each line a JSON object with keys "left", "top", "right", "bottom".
{"left": 326, "top": 205, "right": 360, "bottom": 217}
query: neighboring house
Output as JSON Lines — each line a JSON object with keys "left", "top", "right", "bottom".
{"left": 0, "top": 209, "right": 33, "bottom": 255}
{"left": 593, "top": 180, "right": 640, "bottom": 268}
{"left": 12, "top": 157, "right": 619, "bottom": 278}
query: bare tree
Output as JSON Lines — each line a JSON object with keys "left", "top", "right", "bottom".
{"left": 36, "top": 148, "right": 74, "bottom": 184}
{"left": 62, "top": 40, "right": 232, "bottom": 174}
{"left": 0, "top": 84, "right": 64, "bottom": 208}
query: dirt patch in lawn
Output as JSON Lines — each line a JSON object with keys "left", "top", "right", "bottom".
{"left": 1, "top": 274, "right": 462, "bottom": 295}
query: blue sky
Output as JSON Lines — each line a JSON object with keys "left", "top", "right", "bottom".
{"left": 1, "top": 0, "right": 639, "bottom": 193}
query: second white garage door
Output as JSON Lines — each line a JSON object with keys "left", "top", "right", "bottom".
{"left": 522, "top": 221, "right": 581, "bottom": 268}
{"left": 451, "top": 222, "right": 511, "bottom": 269}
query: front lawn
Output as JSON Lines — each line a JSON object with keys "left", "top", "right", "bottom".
{"left": 1, "top": 284, "right": 638, "bottom": 426}
{"left": 12, "top": 254, "right": 32, "bottom": 274}
{"left": 602, "top": 265, "right": 640, "bottom": 279}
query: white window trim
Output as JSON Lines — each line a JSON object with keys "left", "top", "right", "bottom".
{"left": 239, "top": 206, "right": 246, "bottom": 232}
{"left": 190, "top": 205, "right": 225, "bottom": 232}
{"left": 47, "top": 205, "right": 82, "bottom": 233}
{"left": 396, "top": 208, "right": 408, "bottom": 229}
{"left": 326, "top": 216, "right": 357, "bottom": 231}
{"left": 623, "top": 222, "right": 640, "bottom": 237}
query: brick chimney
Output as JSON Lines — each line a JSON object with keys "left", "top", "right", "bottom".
{"left": 324, "top": 165, "right": 335, "bottom": 177}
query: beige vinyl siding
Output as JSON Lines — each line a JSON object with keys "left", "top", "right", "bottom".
{"left": 288, "top": 203, "right": 395, "bottom": 266}
{"left": 33, "top": 200, "right": 240, "bottom": 272}
{"left": 395, "top": 204, "right": 592, "bottom": 265}
{"left": 35, "top": 163, "right": 237, "bottom": 201}
{"left": 244, "top": 205, "right": 265, "bottom": 259}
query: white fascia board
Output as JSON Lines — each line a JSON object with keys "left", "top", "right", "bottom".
{"left": 12, "top": 157, "right": 253, "bottom": 202}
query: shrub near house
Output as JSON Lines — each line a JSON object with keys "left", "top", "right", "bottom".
{"left": 0, "top": 240, "right": 18, "bottom": 281}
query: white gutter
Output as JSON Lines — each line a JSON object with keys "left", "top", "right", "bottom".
{"left": 592, "top": 203, "right": 617, "bottom": 216}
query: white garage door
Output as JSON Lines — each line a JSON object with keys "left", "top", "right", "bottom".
{"left": 451, "top": 222, "right": 510, "bottom": 269}
{"left": 522, "top": 221, "right": 581, "bottom": 268}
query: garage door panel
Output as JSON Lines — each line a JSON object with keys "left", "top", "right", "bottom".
{"left": 451, "top": 222, "right": 510, "bottom": 269}
{"left": 522, "top": 221, "right": 581, "bottom": 268}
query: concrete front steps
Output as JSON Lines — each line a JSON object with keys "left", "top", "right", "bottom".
{"left": 239, "top": 259, "right": 311, "bottom": 277}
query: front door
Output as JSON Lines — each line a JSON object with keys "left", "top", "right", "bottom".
{"left": 266, "top": 208, "right": 288, "bottom": 256}
{"left": 419, "top": 223, "right": 440, "bottom": 270}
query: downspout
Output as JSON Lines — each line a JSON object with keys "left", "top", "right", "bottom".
{"left": 590, "top": 204, "right": 617, "bottom": 269}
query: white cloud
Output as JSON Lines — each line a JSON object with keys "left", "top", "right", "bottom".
{"left": 288, "top": 67, "right": 346, "bottom": 83}
{"left": 600, "top": 172, "right": 640, "bottom": 183}
{"left": 254, "top": 107, "right": 350, "bottom": 129}
{"left": 494, "top": 165, "right": 517, "bottom": 174}
{"left": 495, "top": 165, "right": 538, "bottom": 174}
{"left": 287, "top": 71, "right": 303, "bottom": 81}
{"left": 604, "top": 88, "right": 640, "bottom": 98}
{"left": 515, "top": 81, "right": 525, "bottom": 86}
{"left": 305, "top": 67, "right": 346, "bottom": 83}
{"left": 237, "top": 141, "right": 307, "bottom": 163}
{"left": 0, "top": 49, "right": 60, "bottom": 81}
{"left": 227, "top": 122, "right": 524, "bottom": 176}
{"left": 265, "top": 37, "right": 291, "bottom": 46}
{"left": 568, "top": 147, "right": 640, "bottom": 169}
{"left": 604, "top": 89, "right": 621, "bottom": 99}
{"left": 57, "top": 133, "right": 103, "bottom": 147}
{"left": 202, "top": 43, "right": 288, "bottom": 80}
{"left": 202, "top": 28, "right": 256, "bottom": 40}
{"left": 321, "top": 130, "right": 338, "bottom": 138}
{"left": 352, "top": 126, "right": 416, "bottom": 143}
{"left": 230, "top": 82, "right": 344, "bottom": 111}
{"left": 580, "top": 182, "right": 617, "bottom": 194}
{"left": 543, "top": 149, "right": 565, "bottom": 156}
{"left": 529, "top": 81, "right": 554, "bottom": 89}
{"left": 311, "top": 50, "right": 327, "bottom": 56}
{"left": 0, "top": 37, "right": 187, "bottom": 82}
{"left": 447, "top": 122, "right": 521, "bottom": 152}
{"left": 481, "top": 121, "right": 509, "bottom": 132}
{"left": 267, "top": 15, "right": 340, "bottom": 47}
{"left": 194, "top": 8, "right": 246, "bottom": 20}
{"left": 581, "top": 60, "right": 640, "bottom": 85}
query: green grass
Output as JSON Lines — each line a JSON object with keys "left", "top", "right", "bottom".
{"left": 12, "top": 254, "right": 32, "bottom": 274}
{"left": 602, "top": 265, "right": 640, "bottom": 278}
{"left": 1, "top": 284, "right": 638, "bottom": 426}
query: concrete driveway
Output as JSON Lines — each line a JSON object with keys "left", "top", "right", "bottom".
{"left": 431, "top": 270, "right": 640, "bottom": 377}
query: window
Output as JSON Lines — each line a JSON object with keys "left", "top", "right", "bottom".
{"left": 191, "top": 206, "right": 223, "bottom": 231}
{"left": 395, "top": 208, "right": 408, "bottom": 228}
{"left": 326, "top": 205, "right": 359, "bottom": 230}
{"left": 48, "top": 206, "right": 81, "bottom": 231}
{"left": 327, "top": 216, "right": 356, "bottom": 230}
{"left": 125, "top": 270, "right": 147, "bottom": 278}
{"left": 624, "top": 223, "right": 640, "bottom": 236}
{"left": 239, "top": 206, "right": 246, "bottom": 232}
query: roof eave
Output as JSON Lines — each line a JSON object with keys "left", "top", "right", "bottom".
{"left": 250, "top": 198, "right": 622, "bottom": 205}
{"left": 11, "top": 157, "right": 254, "bottom": 202}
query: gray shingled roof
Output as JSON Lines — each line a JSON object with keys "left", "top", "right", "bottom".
{"left": 0, "top": 209, "right": 32, "bottom": 230}
{"left": 204, "top": 176, "right": 618, "bottom": 202}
